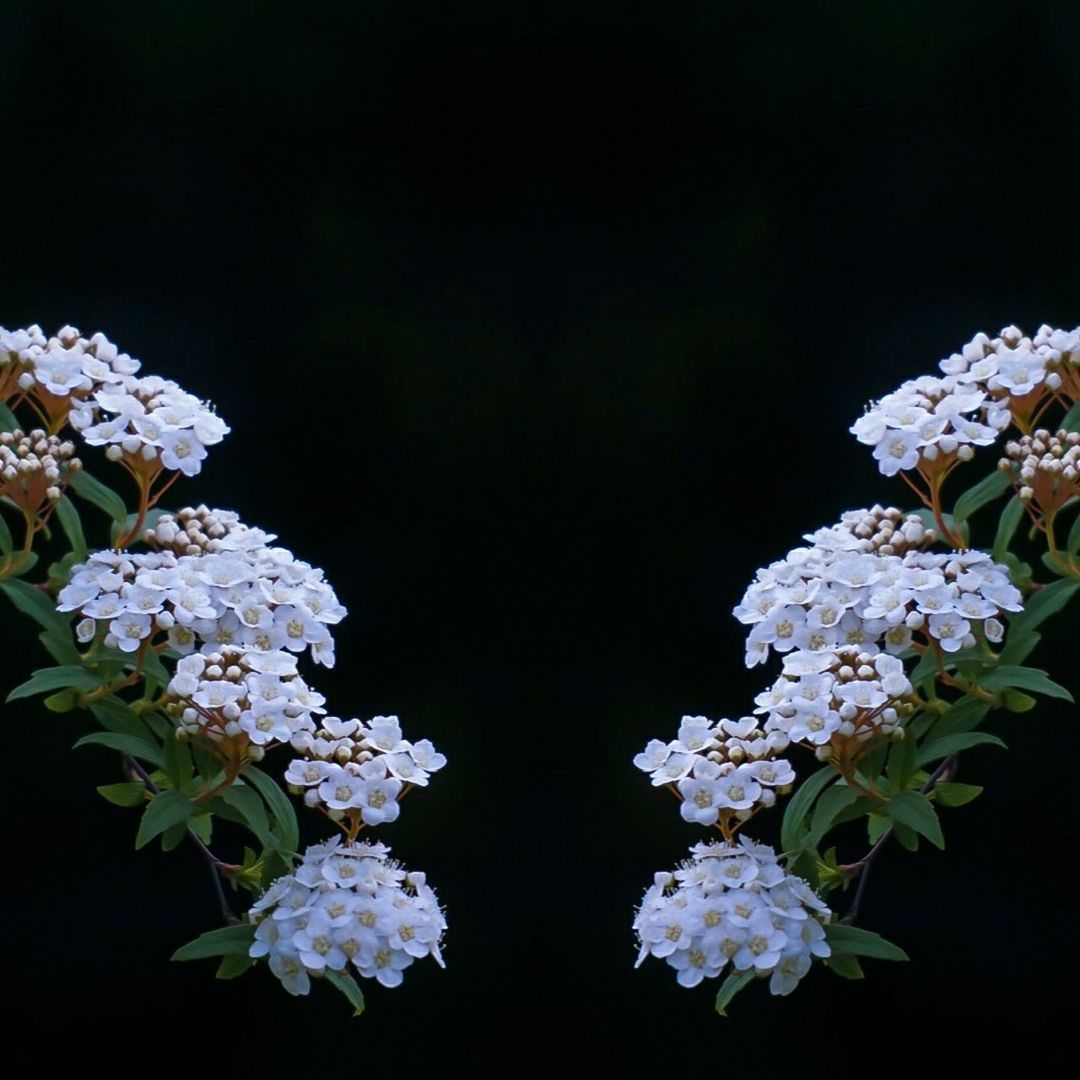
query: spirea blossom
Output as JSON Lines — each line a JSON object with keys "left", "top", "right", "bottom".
{"left": 634, "top": 715, "right": 794, "bottom": 824}
{"left": 999, "top": 429, "right": 1080, "bottom": 517}
{"left": 144, "top": 505, "right": 275, "bottom": 556}
{"left": 249, "top": 837, "right": 446, "bottom": 996}
{"left": 754, "top": 646, "right": 911, "bottom": 751}
{"left": 57, "top": 534, "right": 346, "bottom": 666}
{"left": 633, "top": 838, "right": 831, "bottom": 995}
{"left": 734, "top": 516, "right": 1021, "bottom": 667}
{"left": 0, "top": 429, "right": 81, "bottom": 512}
{"left": 287, "top": 715, "right": 446, "bottom": 824}
{"left": 166, "top": 648, "right": 323, "bottom": 752}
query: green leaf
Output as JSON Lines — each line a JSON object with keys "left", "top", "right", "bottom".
{"left": 780, "top": 765, "right": 836, "bottom": 853}
{"left": 171, "top": 923, "right": 256, "bottom": 962}
{"left": 825, "top": 924, "right": 909, "bottom": 961}
{"left": 866, "top": 811, "right": 890, "bottom": 845}
{"left": 886, "top": 732, "right": 916, "bottom": 790}
{"left": 39, "top": 627, "right": 82, "bottom": 665}
{"left": 110, "top": 507, "right": 172, "bottom": 546}
{"left": 0, "top": 510, "right": 12, "bottom": 554}
{"left": 825, "top": 953, "right": 865, "bottom": 979}
{"left": 0, "top": 578, "right": 70, "bottom": 633}
{"left": 715, "top": 969, "right": 756, "bottom": 1017}
{"left": 325, "top": 970, "right": 366, "bottom": 1017}
{"left": 976, "top": 664, "right": 1073, "bottom": 702}
{"left": 992, "top": 495, "right": 1025, "bottom": 562}
{"left": 7, "top": 664, "right": 103, "bottom": 701}
{"left": 1063, "top": 400, "right": 1080, "bottom": 432}
{"left": 884, "top": 790, "right": 944, "bottom": 849}
{"left": 0, "top": 402, "right": 18, "bottom": 432}
{"left": 933, "top": 782, "right": 983, "bottom": 807}
{"left": 69, "top": 468, "right": 128, "bottom": 524}
{"left": 88, "top": 697, "right": 151, "bottom": 738}
{"left": 162, "top": 725, "right": 194, "bottom": 792}
{"left": 807, "top": 785, "right": 861, "bottom": 849}
{"left": 931, "top": 697, "right": 991, "bottom": 740}
{"left": 73, "top": 730, "right": 166, "bottom": 768}
{"left": 220, "top": 784, "right": 274, "bottom": 849}
{"left": 1068, "top": 510, "right": 1080, "bottom": 555}
{"left": 53, "top": 495, "right": 88, "bottom": 561}
{"left": 160, "top": 820, "right": 189, "bottom": 852}
{"left": 216, "top": 953, "right": 255, "bottom": 980}
{"left": 1002, "top": 581, "right": 1078, "bottom": 664}
{"left": 245, "top": 765, "right": 300, "bottom": 854}
{"left": 953, "top": 469, "right": 1010, "bottom": 524}
{"left": 893, "top": 820, "right": 919, "bottom": 851}
{"left": 913, "top": 731, "right": 1006, "bottom": 767}
{"left": 1002, "top": 688, "right": 1037, "bottom": 712}
{"left": 135, "top": 790, "right": 195, "bottom": 849}
{"left": 97, "top": 782, "right": 148, "bottom": 807}
{"left": 189, "top": 813, "right": 213, "bottom": 845}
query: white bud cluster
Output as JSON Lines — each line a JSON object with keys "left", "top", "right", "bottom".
{"left": 249, "top": 837, "right": 446, "bottom": 997}
{"left": 999, "top": 428, "right": 1080, "bottom": 509}
{"left": 1, "top": 323, "right": 140, "bottom": 399}
{"left": 0, "top": 428, "right": 81, "bottom": 510}
{"left": 754, "top": 647, "right": 911, "bottom": 751}
{"left": 57, "top": 535, "right": 346, "bottom": 666}
{"left": 633, "top": 715, "right": 794, "bottom": 825}
{"left": 286, "top": 715, "right": 447, "bottom": 825}
{"left": 805, "top": 504, "right": 935, "bottom": 557}
{"left": 940, "top": 323, "right": 1078, "bottom": 400}
{"left": 145, "top": 505, "right": 275, "bottom": 555}
{"left": 167, "top": 648, "right": 323, "bottom": 749}
{"left": 634, "top": 838, "right": 831, "bottom": 995}
{"left": 734, "top": 528, "right": 1021, "bottom": 667}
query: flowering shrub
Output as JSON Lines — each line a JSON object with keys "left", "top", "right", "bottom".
{"left": 633, "top": 323, "right": 1080, "bottom": 1013}
{"left": 0, "top": 324, "right": 446, "bottom": 1015}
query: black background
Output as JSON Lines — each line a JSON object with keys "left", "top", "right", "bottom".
{"left": 2, "top": 2, "right": 1078, "bottom": 1069}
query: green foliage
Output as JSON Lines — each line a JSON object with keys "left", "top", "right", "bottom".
{"left": 780, "top": 765, "right": 835, "bottom": 853}
{"left": 0, "top": 402, "right": 18, "bottom": 431}
{"left": 825, "top": 924, "right": 908, "bottom": 962}
{"left": 135, "top": 790, "right": 195, "bottom": 849}
{"left": 219, "top": 783, "right": 275, "bottom": 850}
{"left": 216, "top": 954, "right": 256, "bottom": 980}
{"left": 171, "top": 923, "right": 256, "bottom": 962}
{"left": 807, "top": 785, "right": 861, "bottom": 849}
{"left": 111, "top": 508, "right": 171, "bottom": 546}
{"left": 884, "top": 791, "right": 944, "bottom": 849}
{"left": 952, "top": 469, "right": 1010, "bottom": 524}
{"left": 54, "top": 495, "right": 88, "bottom": 561}
{"left": 0, "top": 511, "right": 12, "bottom": 554}
{"left": 992, "top": 495, "right": 1025, "bottom": 562}
{"left": 0, "top": 578, "right": 71, "bottom": 634}
{"left": 7, "top": 664, "right": 103, "bottom": 701}
{"left": 913, "top": 731, "right": 1006, "bottom": 768}
{"left": 69, "top": 468, "right": 128, "bottom": 523}
{"left": 245, "top": 765, "right": 301, "bottom": 855}
{"left": 97, "top": 782, "right": 148, "bottom": 807}
{"left": 714, "top": 969, "right": 756, "bottom": 1016}
{"left": 932, "top": 782, "right": 983, "bottom": 807}
{"left": 73, "top": 730, "right": 167, "bottom": 768}
{"left": 824, "top": 953, "right": 865, "bottom": 979}
{"left": 325, "top": 970, "right": 366, "bottom": 1017}
{"left": 975, "top": 664, "right": 1073, "bottom": 701}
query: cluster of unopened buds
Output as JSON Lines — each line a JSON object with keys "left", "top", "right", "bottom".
{"left": 250, "top": 838, "right": 446, "bottom": 996}
{"left": 634, "top": 839, "right": 831, "bottom": 994}
{"left": 0, "top": 428, "right": 80, "bottom": 512}
{"left": 1000, "top": 429, "right": 1080, "bottom": 517}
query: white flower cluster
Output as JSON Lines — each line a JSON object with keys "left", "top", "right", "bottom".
{"left": 249, "top": 837, "right": 446, "bottom": 996}
{"left": 286, "top": 715, "right": 446, "bottom": 824}
{"left": 940, "top": 323, "right": 1078, "bottom": 401}
{"left": 805, "top": 505, "right": 935, "bottom": 558}
{"left": 1000, "top": 428, "right": 1080, "bottom": 511}
{"left": 634, "top": 838, "right": 830, "bottom": 995}
{"left": 634, "top": 715, "right": 794, "bottom": 825}
{"left": 754, "top": 646, "right": 911, "bottom": 750}
{"left": 145, "top": 505, "right": 274, "bottom": 556}
{"left": 167, "top": 647, "right": 324, "bottom": 750}
{"left": 734, "top": 521, "right": 1021, "bottom": 667}
{"left": 1, "top": 323, "right": 140, "bottom": 401}
{"left": 57, "top": 536, "right": 345, "bottom": 666}
{"left": 851, "top": 374, "right": 1009, "bottom": 478}
{"left": 0, "top": 429, "right": 81, "bottom": 511}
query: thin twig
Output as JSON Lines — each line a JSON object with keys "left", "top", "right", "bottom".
{"left": 838, "top": 753, "right": 958, "bottom": 925}
{"left": 123, "top": 754, "right": 241, "bottom": 925}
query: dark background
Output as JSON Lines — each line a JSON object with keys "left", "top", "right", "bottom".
{"left": 2, "top": 1, "right": 1077, "bottom": 1068}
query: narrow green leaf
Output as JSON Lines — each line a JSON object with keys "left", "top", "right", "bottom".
{"left": 73, "top": 730, "right": 166, "bottom": 768}
{"left": 992, "top": 495, "right": 1025, "bottom": 562}
{"left": 1068, "top": 510, "right": 1080, "bottom": 555}
{"left": 0, "top": 402, "right": 18, "bottom": 432}
{"left": 189, "top": 813, "right": 213, "bottom": 845}
{"left": 220, "top": 784, "right": 274, "bottom": 849}
{"left": 39, "top": 627, "right": 82, "bottom": 665}
{"left": 913, "top": 731, "right": 1006, "bottom": 768}
{"left": 216, "top": 953, "right": 256, "bottom": 980}
{"left": 97, "top": 782, "right": 148, "bottom": 807}
{"left": 44, "top": 688, "right": 80, "bottom": 712}
{"left": 7, "top": 664, "right": 102, "bottom": 701}
{"left": 162, "top": 725, "right": 194, "bottom": 792}
{"left": 89, "top": 698, "right": 151, "bottom": 738}
{"left": 69, "top": 468, "right": 128, "bottom": 524}
{"left": 1002, "top": 688, "right": 1037, "bottom": 712}
{"left": 135, "top": 790, "right": 195, "bottom": 849}
{"left": 780, "top": 765, "right": 836, "bottom": 853}
{"left": 807, "top": 785, "right": 861, "bottom": 849}
{"left": 976, "top": 664, "right": 1073, "bottom": 702}
{"left": 953, "top": 469, "right": 1010, "bottom": 524}
{"left": 886, "top": 732, "right": 916, "bottom": 790}
{"left": 53, "top": 495, "right": 88, "bottom": 560}
{"left": 1063, "top": 401, "right": 1080, "bottom": 432}
{"left": 866, "top": 811, "right": 890, "bottom": 845}
{"left": 1002, "top": 581, "right": 1079, "bottom": 658}
{"left": 161, "top": 820, "right": 189, "bottom": 852}
{"left": 171, "top": 923, "right": 256, "bottom": 962}
{"left": 825, "top": 953, "right": 865, "bottom": 979}
{"left": 0, "top": 578, "right": 70, "bottom": 633}
{"left": 245, "top": 765, "right": 300, "bottom": 854}
{"left": 885, "top": 790, "right": 944, "bottom": 849}
{"left": 825, "top": 924, "right": 909, "bottom": 961}
{"left": 933, "top": 782, "right": 983, "bottom": 807}
{"left": 0, "top": 511, "right": 12, "bottom": 554}
{"left": 325, "top": 970, "right": 366, "bottom": 1017}
{"left": 715, "top": 969, "right": 756, "bottom": 1017}
{"left": 931, "top": 698, "right": 991, "bottom": 740}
